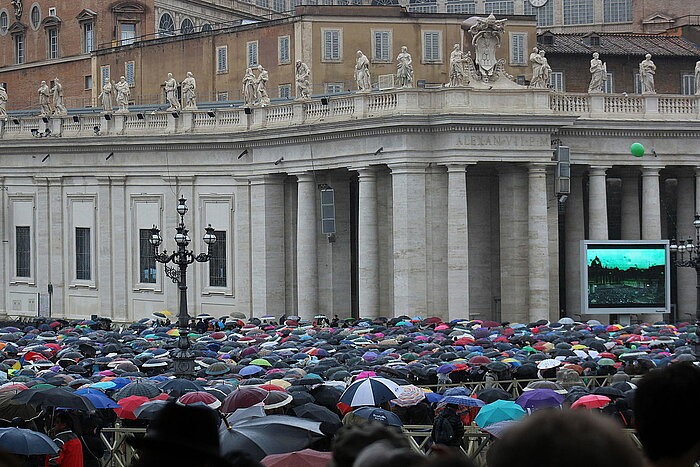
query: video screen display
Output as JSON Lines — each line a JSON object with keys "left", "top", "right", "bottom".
{"left": 586, "top": 245, "right": 667, "bottom": 309}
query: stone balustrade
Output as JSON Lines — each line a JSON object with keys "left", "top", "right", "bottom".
{"left": 1, "top": 87, "right": 698, "bottom": 140}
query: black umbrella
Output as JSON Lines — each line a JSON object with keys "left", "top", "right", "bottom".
{"left": 476, "top": 387, "right": 513, "bottom": 404}
{"left": 12, "top": 387, "right": 96, "bottom": 411}
{"left": 114, "top": 381, "right": 162, "bottom": 400}
{"left": 293, "top": 403, "right": 342, "bottom": 435}
{"left": 0, "top": 389, "right": 39, "bottom": 421}
{"left": 291, "top": 391, "right": 315, "bottom": 407}
{"left": 593, "top": 386, "right": 624, "bottom": 398}
{"left": 160, "top": 379, "right": 201, "bottom": 398}
{"left": 310, "top": 385, "right": 343, "bottom": 408}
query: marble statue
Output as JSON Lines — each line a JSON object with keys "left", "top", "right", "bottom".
{"left": 469, "top": 14, "right": 506, "bottom": 82}
{"left": 38, "top": 81, "right": 51, "bottom": 117}
{"left": 539, "top": 50, "right": 551, "bottom": 86}
{"left": 114, "top": 76, "right": 131, "bottom": 113}
{"left": 51, "top": 78, "right": 67, "bottom": 116}
{"left": 255, "top": 65, "right": 270, "bottom": 107}
{"left": 11, "top": 0, "right": 22, "bottom": 20}
{"left": 181, "top": 72, "right": 197, "bottom": 110}
{"left": 243, "top": 68, "right": 256, "bottom": 107}
{"left": 355, "top": 50, "right": 371, "bottom": 92}
{"left": 0, "top": 83, "right": 7, "bottom": 119}
{"left": 395, "top": 46, "right": 413, "bottom": 88}
{"left": 639, "top": 54, "right": 656, "bottom": 94}
{"left": 447, "top": 44, "right": 469, "bottom": 87}
{"left": 588, "top": 52, "right": 607, "bottom": 93}
{"left": 164, "top": 73, "right": 181, "bottom": 111}
{"left": 695, "top": 61, "right": 700, "bottom": 96}
{"left": 529, "top": 47, "right": 546, "bottom": 88}
{"left": 295, "top": 60, "right": 311, "bottom": 100}
{"left": 98, "top": 81, "right": 113, "bottom": 112}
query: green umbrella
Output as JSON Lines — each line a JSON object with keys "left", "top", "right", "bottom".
{"left": 250, "top": 359, "right": 272, "bottom": 367}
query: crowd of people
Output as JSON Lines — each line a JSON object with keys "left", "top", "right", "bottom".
{"left": 0, "top": 313, "right": 697, "bottom": 467}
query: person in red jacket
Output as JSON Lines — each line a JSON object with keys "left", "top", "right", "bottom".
{"left": 46, "top": 412, "right": 83, "bottom": 467}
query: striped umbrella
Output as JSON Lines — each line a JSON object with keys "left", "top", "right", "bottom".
{"left": 338, "top": 377, "right": 400, "bottom": 407}
{"left": 390, "top": 385, "right": 426, "bottom": 407}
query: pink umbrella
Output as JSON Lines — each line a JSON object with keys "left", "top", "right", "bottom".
{"left": 220, "top": 387, "right": 268, "bottom": 413}
{"left": 262, "top": 449, "right": 332, "bottom": 467}
{"left": 177, "top": 391, "right": 221, "bottom": 409}
{"left": 570, "top": 394, "right": 611, "bottom": 409}
{"left": 355, "top": 371, "right": 377, "bottom": 380}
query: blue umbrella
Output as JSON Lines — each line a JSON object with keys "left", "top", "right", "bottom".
{"left": 425, "top": 392, "right": 444, "bottom": 403}
{"left": 437, "top": 364, "right": 456, "bottom": 374}
{"left": 441, "top": 395, "right": 486, "bottom": 407}
{"left": 351, "top": 407, "right": 403, "bottom": 427}
{"left": 239, "top": 365, "right": 264, "bottom": 376}
{"left": 75, "top": 388, "right": 120, "bottom": 409}
{"left": 0, "top": 427, "right": 59, "bottom": 455}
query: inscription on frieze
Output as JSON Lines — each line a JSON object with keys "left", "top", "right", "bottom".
{"left": 455, "top": 133, "right": 549, "bottom": 148}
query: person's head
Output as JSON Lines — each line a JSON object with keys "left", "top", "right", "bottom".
{"left": 331, "top": 422, "right": 410, "bottom": 467}
{"left": 41, "top": 80, "right": 46, "bottom": 86}
{"left": 54, "top": 412, "right": 74, "bottom": 432}
{"left": 540, "top": 50, "right": 546, "bottom": 56}
{"left": 487, "top": 410, "right": 642, "bottom": 467}
{"left": 634, "top": 363, "right": 700, "bottom": 466}
{"left": 257, "top": 64, "right": 263, "bottom": 71}
{"left": 351, "top": 439, "right": 424, "bottom": 467}
{"left": 645, "top": 53, "right": 652, "bottom": 60}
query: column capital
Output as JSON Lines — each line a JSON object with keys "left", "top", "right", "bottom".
{"left": 248, "top": 174, "right": 286, "bottom": 186}
{"left": 527, "top": 163, "right": 548, "bottom": 174}
{"left": 641, "top": 166, "right": 662, "bottom": 176}
{"left": 110, "top": 176, "right": 126, "bottom": 186}
{"left": 291, "top": 172, "right": 316, "bottom": 183}
{"left": 588, "top": 166, "right": 611, "bottom": 176}
{"left": 443, "top": 163, "right": 474, "bottom": 173}
{"left": 354, "top": 166, "right": 378, "bottom": 178}
{"left": 388, "top": 162, "right": 428, "bottom": 175}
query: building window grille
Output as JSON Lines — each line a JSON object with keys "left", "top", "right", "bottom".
{"left": 209, "top": 231, "right": 226, "bottom": 287}
{"left": 75, "top": 227, "right": 91, "bottom": 281}
{"left": 16, "top": 226, "right": 31, "bottom": 278}
{"left": 563, "top": 0, "right": 594, "bottom": 25}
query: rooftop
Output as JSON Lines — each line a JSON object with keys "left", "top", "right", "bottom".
{"left": 539, "top": 32, "right": 700, "bottom": 57}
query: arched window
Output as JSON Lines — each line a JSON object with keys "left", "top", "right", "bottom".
{"left": 201, "top": 23, "right": 212, "bottom": 32}
{"left": 0, "top": 11, "right": 8, "bottom": 35}
{"left": 180, "top": 18, "right": 194, "bottom": 34}
{"left": 158, "top": 12, "right": 175, "bottom": 37}
{"left": 30, "top": 5, "right": 41, "bottom": 29}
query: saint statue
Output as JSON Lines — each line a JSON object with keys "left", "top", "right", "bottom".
{"left": 529, "top": 47, "right": 546, "bottom": 89}
{"left": 539, "top": 50, "right": 551, "bottom": 86}
{"left": 695, "top": 61, "right": 700, "bottom": 96}
{"left": 51, "top": 78, "right": 67, "bottom": 116}
{"left": 164, "top": 73, "right": 181, "bottom": 111}
{"left": 98, "top": 80, "right": 113, "bottom": 112}
{"left": 355, "top": 50, "right": 371, "bottom": 92}
{"left": 588, "top": 52, "right": 607, "bottom": 93}
{"left": 114, "top": 76, "right": 131, "bottom": 113}
{"left": 447, "top": 44, "right": 469, "bottom": 87}
{"left": 295, "top": 60, "right": 311, "bottom": 100}
{"left": 38, "top": 81, "right": 51, "bottom": 117}
{"left": 0, "top": 83, "right": 7, "bottom": 119}
{"left": 242, "top": 68, "right": 256, "bottom": 107}
{"left": 255, "top": 65, "right": 270, "bottom": 107}
{"left": 395, "top": 46, "right": 413, "bottom": 88}
{"left": 639, "top": 54, "right": 656, "bottom": 94}
{"left": 181, "top": 72, "right": 197, "bottom": 110}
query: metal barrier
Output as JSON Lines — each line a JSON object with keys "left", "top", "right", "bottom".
{"left": 99, "top": 427, "right": 145, "bottom": 467}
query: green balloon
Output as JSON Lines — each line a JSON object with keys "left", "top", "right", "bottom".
{"left": 630, "top": 143, "right": 645, "bottom": 157}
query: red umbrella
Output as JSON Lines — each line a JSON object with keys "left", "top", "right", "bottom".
{"left": 220, "top": 387, "right": 268, "bottom": 413}
{"left": 469, "top": 356, "right": 491, "bottom": 365}
{"left": 259, "top": 384, "right": 286, "bottom": 392}
{"left": 261, "top": 449, "right": 332, "bottom": 467}
{"left": 115, "top": 396, "right": 149, "bottom": 420}
{"left": 177, "top": 391, "right": 221, "bottom": 409}
{"left": 570, "top": 394, "right": 611, "bottom": 409}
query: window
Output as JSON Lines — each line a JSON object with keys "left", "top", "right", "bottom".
{"left": 682, "top": 74, "right": 695, "bottom": 95}
{"left": 278, "top": 36, "right": 290, "bottom": 64}
{"left": 604, "top": 0, "right": 631, "bottom": 23}
{"left": 158, "top": 12, "right": 175, "bottom": 37}
{"left": 16, "top": 227, "right": 31, "bottom": 278}
{"left": 48, "top": 7, "right": 56, "bottom": 16}
{"left": 633, "top": 72, "right": 641, "bottom": 94}
{"left": 120, "top": 23, "right": 136, "bottom": 45}
{"left": 325, "top": 82, "right": 343, "bottom": 94}
{"left": 603, "top": 72, "right": 614, "bottom": 93}
{"left": 446, "top": 0, "right": 475, "bottom": 13}
{"left": 84, "top": 75, "right": 93, "bottom": 90}
{"left": 273, "top": 0, "right": 286, "bottom": 11}
{"left": 101, "top": 65, "right": 110, "bottom": 87}
{"left": 510, "top": 32, "right": 526, "bottom": 65}
{"left": 247, "top": 41, "right": 258, "bottom": 67}
{"left": 125, "top": 61, "right": 135, "bottom": 85}
{"left": 217, "top": 46, "right": 228, "bottom": 73}
{"left": 75, "top": 227, "right": 91, "bottom": 281}
{"left": 524, "top": 0, "right": 554, "bottom": 27}
{"left": 320, "top": 189, "right": 336, "bottom": 234}
{"left": 408, "top": 0, "right": 437, "bottom": 13}
{"left": 550, "top": 71, "right": 564, "bottom": 92}
{"left": 14, "top": 34, "right": 24, "bottom": 64}
{"left": 0, "top": 11, "right": 8, "bottom": 35}
{"left": 139, "top": 229, "right": 156, "bottom": 283}
{"left": 217, "top": 91, "right": 229, "bottom": 101}
{"left": 201, "top": 24, "right": 212, "bottom": 32}
{"left": 484, "top": 0, "right": 514, "bottom": 14}
{"left": 208, "top": 231, "right": 226, "bottom": 287}
{"left": 47, "top": 28, "right": 59, "bottom": 59}
{"left": 180, "top": 18, "right": 194, "bottom": 34}
{"left": 372, "top": 30, "right": 391, "bottom": 62}
{"left": 322, "top": 29, "right": 341, "bottom": 61}
{"left": 422, "top": 31, "right": 441, "bottom": 63}
{"left": 31, "top": 5, "right": 41, "bottom": 29}
{"left": 563, "top": 0, "right": 594, "bottom": 25}
{"left": 279, "top": 84, "right": 291, "bottom": 99}
{"left": 83, "top": 22, "right": 93, "bottom": 53}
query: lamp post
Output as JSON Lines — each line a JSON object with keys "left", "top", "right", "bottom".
{"left": 669, "top": 214, "right": 700, "bottom": 356}
{"left": 149, "top": 196, "right": 217, "bottom": 379}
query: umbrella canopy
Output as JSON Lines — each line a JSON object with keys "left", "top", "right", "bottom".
{"left": 133, "top": 400, "right": 169, "bottom": 420}
{"left": 0, "top": 389, "right": 38, "bottom": 420}
{"left": 160, "top": 379, "right": 201, "bottom": 398}
{"left": 292, "top": 403, "right": 342, "bottom": 435}
{"left": 480, "top": 420, "right": 519, "bottom": 439}
{"left": 441, "top": 395, "right": 486, "bottom": 408}
{"left": 115, "top": 396, "right": 151, "bottom": 420}
{"left": 350, "top": 407, "right": 403, "bottom": 427}
{"left": 12, "top": 387, "right": 96, "bottom": 411}
{"left": 261, "top": 449, "right": 332, "bottom": 467}
{"left": 338, "top": 377, "right": 400, "bottom": 407}
{"left": 177, "top": 391, "right": 221, "bottom": 410}
{"left": 0, "top": 427, "right": 59, "bottom": 455}
{"left": 221, "top": 387, "right": 269, "bottom": 413}
{"left": 74, "top": 388, "right": 120, "bottom": 409}
{"left": 476, "top": 387, "right": 513, "bottom": 404}
{"left": 474, "top": 400, "right": 526, "bottom": 428}
{"left": 570, "top": 394, "right": 611, "bottom": 409}
{"left": 515, "top": 389, "right": 564, "bottom": 410}
{"left": 115, "top": 381, "right": 162, "bottom": 400}
{"left": 390, "top": 385, "right": 426, "bottom": 408}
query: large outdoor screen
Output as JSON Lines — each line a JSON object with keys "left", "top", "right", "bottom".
{"left": 580, "top": 241, "right": 670, "bottom": 314}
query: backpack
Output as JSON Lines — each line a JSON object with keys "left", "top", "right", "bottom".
{"left": 431, "top": 414, "right": 455, "bottom": 444}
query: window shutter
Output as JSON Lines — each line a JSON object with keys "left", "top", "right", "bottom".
{"left": 101, "top": 66, "right": 110, "bottom": 87}
{"left": 424, "top": 32, "right": 439, "bottom": 61}
{"left": 332, "top": 31, "right": 339, "bottom": 59}
{"left": 125, "top": 62, "right": 135, "bottom": 85}
{"left": 324, "top": 31, "right": 331, "bottom": 59}
{"left": 381, "top": 32, "right": 389, "bottom": 61}
{"left": 511, "top": 33, "right": 524, "bottom": 64}
{"left": 279, "top": 37, "right": 289, "bottom": 63}
{"left": 218, "top": 47, "right": 227, "bottom": 71}
{"left": 374, "top": 32, "right": 381, "bottom": 60}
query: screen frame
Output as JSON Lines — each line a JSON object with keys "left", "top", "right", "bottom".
{"left": 580, "top": 240, "right": 670, "bottom": 314}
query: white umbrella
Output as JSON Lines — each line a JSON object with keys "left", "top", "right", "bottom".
{"left": 536, "top": 359, "right": 562, "bottom": 370}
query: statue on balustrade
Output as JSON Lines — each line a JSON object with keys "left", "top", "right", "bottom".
{"left": 0, "top": 84, "right": 7, "bottom": 119}
{"left": 539, "top": 50, "right": 551, "bottom": 86}
{"left": 51, "top": 78, "right": 67, "bottom": 116}
{"left": 182, "top": 72, "right": 197, "bottom": 110}
{"left": 529, "top": 47, "right": 547, "bottom": 89}
{"left": 164, "top": 73, "right": 181, "bottom": 112}
{"left": 695, "top": 61, "right": 700, "bottom": 96}
{"left": 255, "top": 65, "right": 271, "bottom": 107}
{"left": 588, "top": 52, "right": 607, "bottom": 93}
{"left": 463, "top": 14, "right": 516, "bottom": 87}
{"left": 295, "top": 60, "right": 311, "bottom": 100}
{"left": 114, "top": 76, "right": 131, "bottom": 113}
{"left": 447, "top": 44, "right": 470, "bottom": 87}
{"left": 38, "top": 81, "right": 51, "bottom": 117}
{"left": 639, "top": 54, "right": 656, "bottom": 94}
{"left": 355, "top": 50, "right": 371, "bottom": 92}
{"left": 243, "top": 68, "right": 256, "bottom": 107}
{"left": 98, "top": 80, "right": 113, "bottom": 112}
{"left": 395, "top": 46, "right": 414, "bottom": 88}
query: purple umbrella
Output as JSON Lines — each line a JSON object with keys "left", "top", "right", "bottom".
{"left": 515, "top": 388, "right": 564, "bottom": 410}
{"left": 437, "top": 364, "right": 456, "bottom": 374}
{"left": 239, "top": 365, "right": 264, "bottom": 376}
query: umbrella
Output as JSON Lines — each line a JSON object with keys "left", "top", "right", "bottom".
{"left": 0, "top": 389, "right": 38, "bottom": 420}
{"left": 227, "top": 405, "right": 266, "bottom": 425}
{"left": 350, "top": 407, "right": 403, "bottom": 427}
{"left": 390, "top": 385, "right": 426, "bottom": 407}
{"left": 160, "top": 378, "right": 201, "bottom": 398}
{"left": 441, "top": 395, "right": 486, "bottom": 407}
{"left": 261, "top": 449, "right": 332, "bottom": 467}
{"left": 221, "top": 387, "right": 269, "bottom": 413}
{"left": 115, "top": 381, "right": 162, "bottom": 400}
{"left": 230, "top": 311, "right": 247, "bottom": 319}
{"left": 12, "top": 387, "right": 96, "bottom": 411}
{"left": 474, "top": 400, "right": 526, "bottom": 428}
{"left": 177, "top": 391, "right": 221, "bottom": 409}
{"left": 293, "top": 403, "right": 342, "bottom": 435}
{"left": 570, "top": 394, "right": 611, "bottom": 409}
{"left": 219, "top": 415, "right": 324, "bottom": 461}
{"left": 480, "top": 420, "right": 519, "bottom": 439}
{"left": 536, "top": 359, "right": 561, "bottom": 370}
{"left": 476, "top": 388, "right": 513, "bottom": 404}
{"left": 115, "top": 396, "right": 150, "bottom": 420}
{"left": 515, "top": 389, "right": 564, "bottom": 410}
{"left": 0, "top": 427, "right": 59, "bottom": 455}
{"left": 338, "top": 377, "right": 400, "bottom": 407}
{"left": 74, "top": 388, "right": 120, "bottom": 409}
{"left": 133, "top": 400, "right": 169, "bottom": 420}
{"left": 239, "top": 365, "right": 265, "bottom": 376}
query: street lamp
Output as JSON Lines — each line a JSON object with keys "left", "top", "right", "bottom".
{"left": 669, "top": 213, "right": 700, "bottom": 356}
{"left": 150, "top": 196, "right": 217, "bottom": 378}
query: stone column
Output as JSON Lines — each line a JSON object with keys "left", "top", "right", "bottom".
{"left": 110, "top": 177, "right": 128, "bottom": 323}
{"left": 390, "top": 163, "right": 428, "bottom": 317}
{"left": 588, "top": 166, "right": 610, "bottom": 240}
{"left": 641, "top": 167, "right": 662, "bottom": 239}
{"left": 357, "top": 168, "right": 380, "bottom": 318}
{"left": 528, "top": 164, "right": 550, "bottom": 322}
{"left": 446, "top": 164, "right": 469, "bottom": 322}
{"left": 96, "top": 177, "right": 114, "bottom": 317}
{"left": 47, "top": 177, "right": 64, "bottom": 318}
{"left": 620, "top": 168, "right": 641, "bottom": 240}
{"left": 0, "top": 177, "right": 5, "bottom": 317}
{"left": 676, "top": 171, "right": 696, "bottom": 321}
{"left": 565, "top": 169, "right": 585, "bottom": 318}
{"left": 233, "top": 178, "right": 252, "bottom": 319}
{"left": 295, "top": 172, "right": 319, "bottom": 321}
